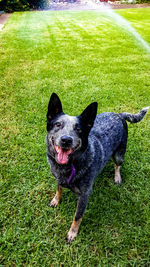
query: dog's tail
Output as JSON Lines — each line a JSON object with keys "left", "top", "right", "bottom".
{"left": 120, "top": 107, "right": 149, "bottom": 123}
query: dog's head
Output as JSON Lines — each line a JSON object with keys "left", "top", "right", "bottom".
{"left": 47, "top": 93, "right": 97, "bottom": 165}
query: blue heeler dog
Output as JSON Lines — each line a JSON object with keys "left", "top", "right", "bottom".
{"left": 46, "top": 93, "right": 149, "bottom": 243}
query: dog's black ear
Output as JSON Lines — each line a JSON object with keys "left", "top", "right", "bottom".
{"left": 47, "top": 93, "right": 63, "bottom": 121}
{"left": 80, "top": 102, "right": 98, "bottom": 128}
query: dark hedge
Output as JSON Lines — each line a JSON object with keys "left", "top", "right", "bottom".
{"left": 0, "top": 0, "right": 50, "bottom": 11}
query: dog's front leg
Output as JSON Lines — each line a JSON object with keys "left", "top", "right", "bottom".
{"left": 50, "top": 184, "right": 62, "bottom": 207}
{"left": 67, "top": 192, "right": 90, "bottom": 243}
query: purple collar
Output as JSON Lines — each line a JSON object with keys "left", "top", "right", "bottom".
{"left": 67, "top": 164, "right": 76, "bottom": 184}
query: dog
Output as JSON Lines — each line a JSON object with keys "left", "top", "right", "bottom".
{"left": 46, "top": 93, "right": 149, "bottom": 243}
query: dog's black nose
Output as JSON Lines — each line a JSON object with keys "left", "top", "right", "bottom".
{"left": 61, "top": 135, "right": 73, "bottom": 147}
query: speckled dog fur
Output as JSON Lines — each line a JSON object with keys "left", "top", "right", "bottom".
{"left": 46, "top": 93, "right": 149, "bottom": 243}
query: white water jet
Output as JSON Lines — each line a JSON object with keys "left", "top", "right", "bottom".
{"left": 81, "top": 0, "right": 150, "bottom": 53}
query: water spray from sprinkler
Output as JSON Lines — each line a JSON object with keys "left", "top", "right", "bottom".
{"left": 79, "top": 0, "right": 150, "bottom": 53}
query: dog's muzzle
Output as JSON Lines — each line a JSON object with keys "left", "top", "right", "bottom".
{"left": 50, "top": 136, "right": 81, "bottom": 165}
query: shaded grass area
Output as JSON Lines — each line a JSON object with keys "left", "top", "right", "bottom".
{"left": 0, "top": 8, "right": 150, "bottom": 266}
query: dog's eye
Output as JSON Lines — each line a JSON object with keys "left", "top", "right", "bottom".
{"left": 74, "top": 124, "right": 82, "bottom": 134}
{"left": 77, "top": 128, "right": 81, "bottom": 133}
{"left": 55, "top": 122, "right": 61, "bottom": 128}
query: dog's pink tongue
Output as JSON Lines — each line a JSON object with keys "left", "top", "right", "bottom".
{"left": 57, "top": 147, "right": 72, "bottom": 165}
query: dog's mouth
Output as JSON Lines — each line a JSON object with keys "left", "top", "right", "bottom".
{"left": 51, "top": 137, "right": 81, "bottom": 165}
{"left": 54, "top": 144, "right": 73, "bottom": 165}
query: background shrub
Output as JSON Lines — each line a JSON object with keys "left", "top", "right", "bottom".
{"left": 3, "top": 0, "right": 30, "bottom": 12}
{"left": 136, "top": 0, "right": 150, "bottom": 3}
{"left": 0, "top": 0, "right": 50, "bottom": 12}
{"left": 28, "top": 0, "right": 50, "bottom": 9}
{"left": 0, "top": 0, "right": 7, "bottom": 10}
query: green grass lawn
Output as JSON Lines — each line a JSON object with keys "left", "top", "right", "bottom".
{"left": 0, "top": 7, "right": 150, "bottom": 266}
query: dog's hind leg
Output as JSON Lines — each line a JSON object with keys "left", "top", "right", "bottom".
{"left": 113, "top": 146, "right": 126, "bottom": 185}
{"left": 113, "top": 148, "right": 126, "bottom": 185}
{"left": 113, "top": 128, "right": 128, "bottom": 185}
{"left": 114, "top": 164, "right": 122, "bottom": 185}
{"left": 50, "top": 184, "right": 62, "bottom": 207}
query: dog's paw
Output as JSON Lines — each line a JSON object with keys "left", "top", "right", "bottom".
{"left": 114, "top": 181, "right": 122, "bottom": 186}
{"left": 50, "top": 196, "right": 59, "bottom": 207}
{"left": 114, "top": 176, "right": 122, "bottom": 186}
{"left": 114, "top": 173, "right": 122, "bottom": 185}
{"left": 66, "top": 218, "right": 82, "bottom": 243}
{"left": 66, "top": 229, "right": 77, "bottom": 243}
